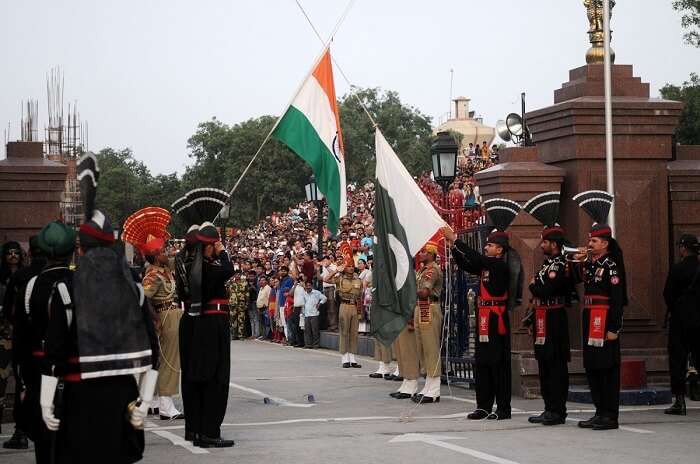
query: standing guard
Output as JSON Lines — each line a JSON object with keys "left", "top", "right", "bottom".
{"left": 173, "top": 187, "right": 234, "bottom": 448}
{"left": 325, "top": 242, "right": 363, "bottom": 368}
{"left": 443, "top": 198, "right": 523, "bottom": 420}
{"left": 122, "top": 207, "right": 184, "bottom": 421}
{"left": 572, "top": 190, "right": 628, "bottom": 431}
{"left": 523, "top": 191, "right": 573, "bottom": 426}
{"left": 40, "top": 153, "right": 160, "bottom": 463}
{"left": 412, "top": 241, "right": 443, "bottom": 404}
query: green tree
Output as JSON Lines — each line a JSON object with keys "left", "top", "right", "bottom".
{"left": 339, "top": 87, "right": 433, "bottom": 184}
{"left": 673, "top": 0, "right": 700, "bottom": 46}
{"left": 660, "top": 73, "right": 700, "bottom": 145}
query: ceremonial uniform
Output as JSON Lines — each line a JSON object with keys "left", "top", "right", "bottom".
{"left": 413, "top": 260, "right": 443, "bottom": 402}
{"left": 453, "top": 239, "right": 512, "bottom": 417}
{"left": 142, "top": 262, "right": 182, "bottom": 417}
{"left": 529, "top": 254, "right": 571, "bottom": 421}
{"left": 227, "top": 275, "right": 248, "bottom": 340}
{"left": 334, "top": 273, "right": 363, "bottom": 364}
{"left": 390, "top": 325, "right": 420, "bottom": 397}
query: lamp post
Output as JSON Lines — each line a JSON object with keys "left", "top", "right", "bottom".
{"left": 431, "top": 131, "right": 458, "bottom": 220}
{"left": 305, "top": 175, "right": 325, "bottom": 257}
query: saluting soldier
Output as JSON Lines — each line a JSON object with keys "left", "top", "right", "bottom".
{"left": 444, "top": 197, "right": 523, "bottom": 420}
{"left": 412, "top": 240, "right": 443, "bottom": 404}
{"left": 523, "top": 192, "right": 573, "bottom": 426}
{"left": 325, "top": 242, "right": 363, "bottom": 368}
{"left": 572, "top": 190, "right": 628, "bottom": 431}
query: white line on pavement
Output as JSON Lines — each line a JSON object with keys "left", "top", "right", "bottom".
{"left": 151, "top": 430, "right": 210, "bottom": 454}
{"left": 229, "top": 381, "right": 315, "bottom": 408}
{"left": 390, "top": 433, "right": 521, "bottom": 464}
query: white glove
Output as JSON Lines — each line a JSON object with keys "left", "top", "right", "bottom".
{"left": 129, "top": 369, "right": 158, "bottom": 429}
{"left": 40, "top": 375, "right": 60, "bottom": 431}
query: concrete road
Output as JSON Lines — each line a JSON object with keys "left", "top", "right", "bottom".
{"left": 2, "top": 340, "right": 699, "bottom": 464}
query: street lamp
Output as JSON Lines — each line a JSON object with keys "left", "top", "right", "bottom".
{"left": 431, "top": 131, "right": 458, "bottom": 193}
{"left": 305, "top": 175, "right": 325, "bottom": 258}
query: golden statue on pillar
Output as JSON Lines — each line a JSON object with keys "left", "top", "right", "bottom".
{"left": 584, "top": 0, "right": 615, "bottom": 64}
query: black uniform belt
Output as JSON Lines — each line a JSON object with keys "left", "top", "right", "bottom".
{"left": 535, "top": 297, "right": 566, "bottom": 307}
{"left": 204, "top": 299, "right": 230, "bottom": 315}
{"left": 340, "top": 299, "right": 356, "bottom": 304}
{"left": 418, "top": 297, "right": 440, "bottom": 302}
{"left": 479, "top": 299, "right": 507, "bottom": 307}
{"left": 153, "top": 301, "right": 177, "bottom": 312}
{"left": 584, "top": 295, "right": 609, "bottom": 306}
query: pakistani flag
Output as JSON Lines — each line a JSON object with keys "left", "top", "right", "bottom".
{"left": 272, "top": 47, "right": 347, "bottom": 233}
{"left": 371, "top": 129, "right": 446, "bottom": 346}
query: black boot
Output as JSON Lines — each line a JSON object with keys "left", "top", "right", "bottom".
{"left": 664, "top": 395, "right": 687, "bottom": 416}
{"left": 3, "top": 428, "right": 29, "bottom": 449}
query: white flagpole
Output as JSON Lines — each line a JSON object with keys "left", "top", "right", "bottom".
{"left": 603, "top": 0, "right": 615, "bottom": 235}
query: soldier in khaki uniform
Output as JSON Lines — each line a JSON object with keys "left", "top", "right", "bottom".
{"left": 325, "top": 242, "right": 363, "bottom": 368}
{"left": 412, "top": 240, "right": 443, "bottom": 404}
{"left": 142, "top": 238, "right": 184, "bottom": 420}
{"left": 227, "top": 272, "right": 248, "bottom": 340}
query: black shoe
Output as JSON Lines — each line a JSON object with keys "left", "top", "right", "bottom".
{"left": 3, "top": 430, "right": 28, "bottom": 450}
{"left": 342, "top": 362, "right": 351, "bottom": 368}
{"left": 528, "top": 412, "right": 546, "bottom": 424}
{"left": 487, "top": 410, "right": 511, "bottom": 420}
{"left": 160, "top": 413, "right": 185, "bottom": 420}
{"left": 578, "top": 415, "right": 600, "bottom": 428}
{"left": 664, "top": 395, "right": 687, "bottom": 415}
{"left": 383, "top": 373, "right": 393, "bottom": 380}
{"left": 412, "top": 394, "right": 440, "bottom": 404}
{"left": 467, "top": 410, "right": 489, "bottom": 420}
{"left": 350, "top": 363, "right": 362, "bottom": 368}
{"left": 390, "top": 392, "right": 412, "bottom": 399}
{"left": 195, "top": 435, "right": 235, "bottom": 448}
{"left": 148, "top": 407, "right": 160, "bottom": 416}
{"left": 392, "top": 376, "right": 404, "bottom": 382}
{"left": 185, "top": 431, "right": 198, "bottom": 442}
{"left": 592, "top": 416, "right": 619, "bottom": 430}
{"left": 369, "top": 373, "right": 383, "bottom": 378}
{"left": 542, "top": 411, "right": 566, "bottom": 426}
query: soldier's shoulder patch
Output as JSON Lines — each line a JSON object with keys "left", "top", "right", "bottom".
{"left": 548, "top": 271, "right": 557, "bottom": 279}
{"left": 611, "top": 276, "right": 620, "bottom": 285}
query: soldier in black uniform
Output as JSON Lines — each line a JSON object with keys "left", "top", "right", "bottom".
{"left": 663, "top": 234, "right": 700, "bottom": 415}
{"left": 522, "top": 191, "right": 573, "bottom": 426}
{"left": 443, "top": 197, "right": 523, "bottom": 421}
{"left": 12, "top": 222, "right": 74, "bottom": 463}
{"left": 572, "top": 190, "right": 627, "bottom": 431}
{"left": 171, "top": 187, "right": 233, "bottom": 447}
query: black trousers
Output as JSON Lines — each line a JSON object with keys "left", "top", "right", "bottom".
{"left": 474, "top": 360, "right": 511, "bottom": 414}
{"left": 586, "top": 365, "right": 620, "bottom": 420}
{"left": 179, "top": 314, "right": 195, "bottom": 436}
{"left": 188, "top": 381, "right": 229, "bottom": 438}
{"left": 538, "top": 358, "right": 569, "bottom": 416}
{"left": 668, "top": 320, "right": 700, "bottom": 395}
{"left": 289, "top": 307, "right": 304, "bottom": 346}
{"left": 304, "top": 315, "right": 320, "bottom": 347}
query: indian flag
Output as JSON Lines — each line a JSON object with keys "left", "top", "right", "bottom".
{"left": 272, "top": 47, "right": 347, "bottom": 233}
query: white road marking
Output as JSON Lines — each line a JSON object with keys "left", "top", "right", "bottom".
{"left": 151, "top": 430, "right": 210, "bottom": 454}
{"left": 390, "top": 433, "right": 521, "bottom": 464}
{"left": 229, "top": 381, "right": 315, "bottom": 408}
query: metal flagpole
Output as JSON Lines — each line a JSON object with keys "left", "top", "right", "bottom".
{"left": 603, "top": 0, "right": 615, "bottom": 234}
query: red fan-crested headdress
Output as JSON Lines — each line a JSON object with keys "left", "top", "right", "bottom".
{"left": 122, "top": 207, "right": 172, "bottom": 255}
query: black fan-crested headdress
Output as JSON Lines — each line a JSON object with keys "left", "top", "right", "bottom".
{"left": 483, "top": 198, "right": 521, "bottom": 248}
{"left": 523, "top": 191, "right": 565, "bottom": 242}
{"left": 573, "top": 190, "right": 614, "bottom": 239}
{"left": 77, "top": 152, "right": 114, "bottom": 245}
{"left": 172, "top": 187, "right": 230, "bottom": 227}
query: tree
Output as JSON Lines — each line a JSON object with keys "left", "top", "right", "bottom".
{"left": 660, "top": 73, "right": 700, "bottom": 145}
{"left": 673, "top": 0, "right": 700, "bottom": 47}
{"left": 339, "top": 87, "right": 433, "bottom": 184}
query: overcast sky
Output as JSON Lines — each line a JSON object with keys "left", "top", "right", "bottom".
{"left": 1, "top": 1, "right": 697, "bottom": 175}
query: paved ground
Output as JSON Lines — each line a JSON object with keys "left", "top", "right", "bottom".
{"left": 2, "top": 340, "right": 699, "bottom": 464}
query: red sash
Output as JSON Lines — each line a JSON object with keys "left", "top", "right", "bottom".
{"left": 418, "top": 300, "right": 432, "bottom": 325}
{"left": 478, "top": 277, "right": 507, "bottom": 342}
{"left": 534, "top": 303, "right": 565, "bottom": 346}
{"left": 584, "top": 295, "right": 609, "bottom": 347}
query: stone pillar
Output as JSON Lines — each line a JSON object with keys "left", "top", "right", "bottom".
{"left": 0, "top": 141, "right": 67, "bottom": 245}
{"left": 668, "top": 145, "right": 700, "bottom": 261}
{"left": 526, "top": 64, "right": 683, "bottom": 386}
{"left": 476, "top": 147, "right": 566, "bottom": 397}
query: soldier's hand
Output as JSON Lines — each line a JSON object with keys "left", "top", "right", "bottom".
{"left": 214, "top": 241, "right": 225, "bottom": 254}
{"left": 606, "top": 331, "right": 618, "bottom": 341}
{"left": 441, "top": 226, "right": 457, "bottom": 243}
{"left": 527, "top": 327, "right": 533, "bottom": 336}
